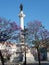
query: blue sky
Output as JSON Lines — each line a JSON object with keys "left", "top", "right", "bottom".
{"left": 0, "top": 0, "right": 49, "bottom": 30}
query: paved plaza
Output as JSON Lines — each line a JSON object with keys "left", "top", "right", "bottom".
{"left": 0, "top": 61, "right": 49, "bottom": 65}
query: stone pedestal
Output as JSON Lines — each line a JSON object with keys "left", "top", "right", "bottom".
{"left": 23, "top": 49, "right": 35, "bottom": 63}
{"left": 47, "top": 52, "right": 49, "bottom": 61}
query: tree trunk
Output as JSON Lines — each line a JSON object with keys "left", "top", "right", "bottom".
{"left": 37, "top": 47, "right": 41, "bottom": 65}
{"left": 0, "top": 50, "right": 4, "bottom": 65}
